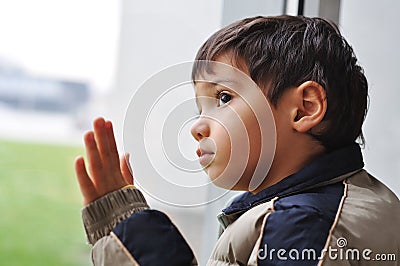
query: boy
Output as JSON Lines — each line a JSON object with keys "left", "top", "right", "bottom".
{"left": 75, "top": 16, "right": 400, "bottom": 265}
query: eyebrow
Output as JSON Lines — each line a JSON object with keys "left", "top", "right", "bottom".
{"left": 194, "top": 79, "right": 237, "bottom": 87}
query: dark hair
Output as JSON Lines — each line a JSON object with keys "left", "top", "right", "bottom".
{"left": 193, "top": 15, "right": 368, "bottom": 150}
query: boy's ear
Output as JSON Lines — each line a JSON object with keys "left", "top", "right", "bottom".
{"left": 290, "top": 81, "right": 327, "bottom": 133}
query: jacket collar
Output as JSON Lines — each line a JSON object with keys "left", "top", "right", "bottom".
{"left": 222, "top": 143, "right": 364, "bottom": 215}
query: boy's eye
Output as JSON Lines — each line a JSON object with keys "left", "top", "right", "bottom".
{"left": 217, "top": 92, "right": 232, "bottom": 107}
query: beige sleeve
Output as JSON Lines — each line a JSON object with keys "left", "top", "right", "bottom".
{"left": 82, "top": 187, "right": 149, "bottom": 245}
{"left": 91, "top": 232, "right": 140, "bottom": 266}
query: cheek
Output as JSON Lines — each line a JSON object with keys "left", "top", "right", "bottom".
{"left": 244, "top": 111, "right": 262, "bottom": 161}
{"left": 207, "top": 115, "right": 251, "bottom": 189}
{"left": 233, "top": 106, "right": 262, "bottom": 188}
{"left": 209, "top": 124, "right": 231, "bottom": 173}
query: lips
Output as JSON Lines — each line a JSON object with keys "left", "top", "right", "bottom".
{"left": 196, "top": 148, "right": 215, "bottom": 166}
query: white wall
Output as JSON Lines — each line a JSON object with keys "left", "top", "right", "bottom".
{"left": 110, "top": 0, "right": 223, "bottom": 135}
{"left": 340, "top": 0, "right": 400, "bottom": 196}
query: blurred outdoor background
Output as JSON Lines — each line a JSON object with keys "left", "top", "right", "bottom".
{"left": 0, "top": 0, "right": 399, "bottom": 265}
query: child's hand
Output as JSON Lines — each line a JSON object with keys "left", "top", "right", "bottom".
{"left": 74, "top": 117, "right": 134, "bottom": 206}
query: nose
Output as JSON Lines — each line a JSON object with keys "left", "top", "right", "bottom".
{"left": 190, "top": 118, "right": 210, "bottom": 141}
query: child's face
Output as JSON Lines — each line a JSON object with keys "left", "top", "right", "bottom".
{"left": 191, "top": 55, "right": 275, "bottom": 191}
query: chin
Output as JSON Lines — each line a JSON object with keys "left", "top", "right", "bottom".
{"left": 207, "top": 167, "right": 249, "bottom": 191}
{"left": 211, "top": 179, "right": 249, "bottom": 191}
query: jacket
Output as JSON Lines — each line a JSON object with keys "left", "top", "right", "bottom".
{"left": 81, "top": 144, "right": 400, "bottom": 265}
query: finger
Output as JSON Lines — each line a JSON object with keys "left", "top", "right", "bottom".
{"left": 120, "top": 153, "right": 134, "bottom": 185}
{"left": 104, "top": 120, "right": 121, "bottom": 170}
{"left": 74, "top": 156, "right": 98, "bottom": 205}
{"left": 84, "top": 131, "right": 103, "bottom": 182}
{"left": 93, "top": 117, "right": 112, "bottom": 167}
{"left": 93, "top": 118, "right": 127, "bottom": 190}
